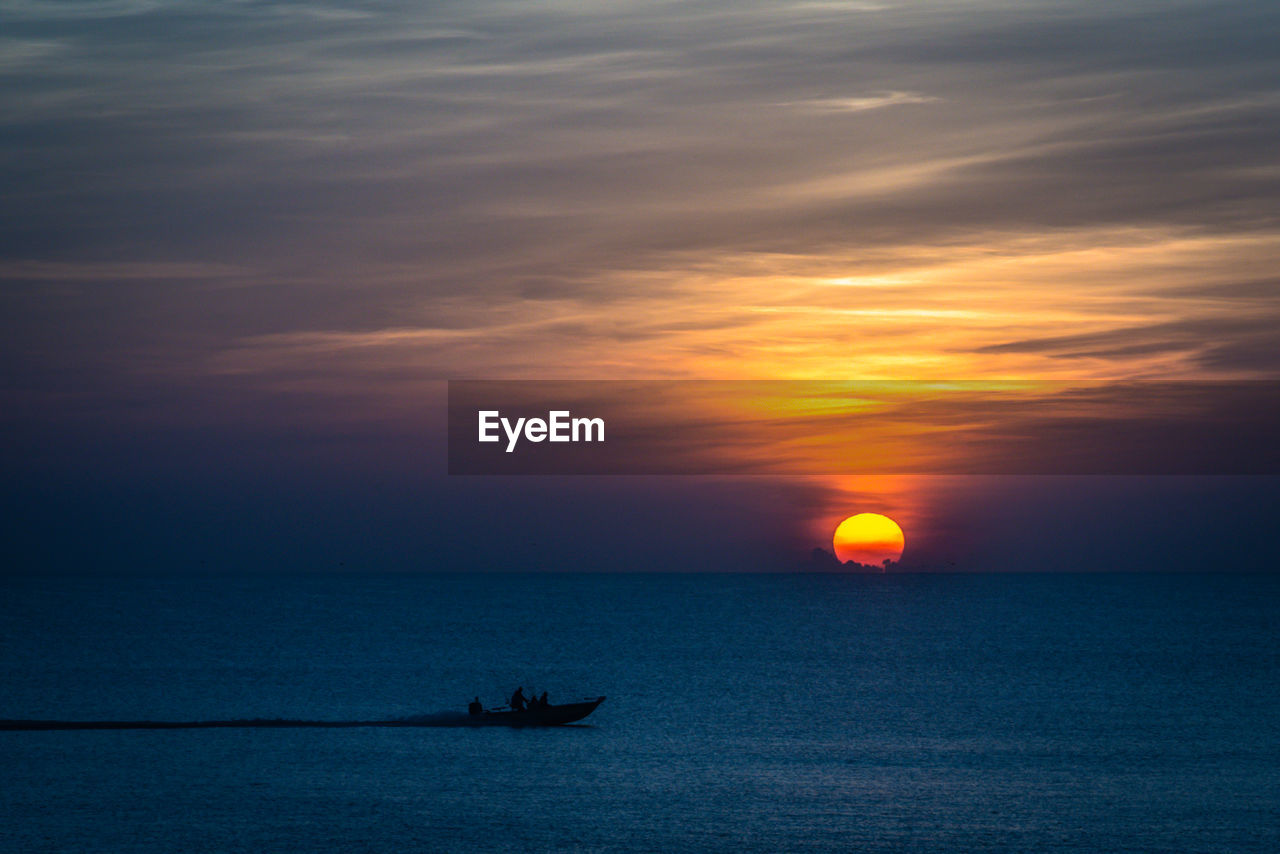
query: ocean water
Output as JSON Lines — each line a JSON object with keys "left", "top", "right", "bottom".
{"left": 1, "top": 572, "right": 1277, "bottom": 853}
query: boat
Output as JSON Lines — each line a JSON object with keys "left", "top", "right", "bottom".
{"left": 0, "top": 699, "right": 607, "bottom": 731}
{"left": 472, "top": 696, "right": 605, "bottom": 726}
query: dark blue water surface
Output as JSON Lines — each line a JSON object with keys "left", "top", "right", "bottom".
{"left": 2, "top": 573, "right": 1278, "bottom": 852}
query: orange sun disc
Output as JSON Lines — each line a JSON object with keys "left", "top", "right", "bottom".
{"left": 832, "top": 513, "right": 905, "bottom": 567}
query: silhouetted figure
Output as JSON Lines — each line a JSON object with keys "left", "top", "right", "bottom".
{"left": 510, "top": 686, "right": 526, "bottom": 712}
{"left": 468, "top": 697, "right": 482, "bottom": 716}
{"left": 538, "top": 691, "right": 549, "bottom": 708}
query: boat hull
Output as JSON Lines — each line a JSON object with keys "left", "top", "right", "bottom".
{"left": 474, "top": 697, "right": 605, "bottom": 726}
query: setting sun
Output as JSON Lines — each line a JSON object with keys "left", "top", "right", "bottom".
{"left": 833, "top": 513, "right": 905, "bottom": 567}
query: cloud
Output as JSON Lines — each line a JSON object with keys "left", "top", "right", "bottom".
{"left": 975, "top": 314, "right": 1280, "bottom": 373}
{"left": 3, "top": 0, "right": 1280, "bottom": 454}
{"left": 782, "top": 91, "right": 939, "bottom": 112}
{"left": 0, "top": 37, "right": 66, "bottom": 69}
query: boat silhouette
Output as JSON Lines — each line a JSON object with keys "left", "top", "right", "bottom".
{"left": 474, "top": 696, "right": 605, "bottom": 726}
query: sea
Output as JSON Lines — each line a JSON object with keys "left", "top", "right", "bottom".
{"left": 1, "top": 572, "right": 1277, "bottom": 853}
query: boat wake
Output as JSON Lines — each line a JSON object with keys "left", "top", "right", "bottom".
{"left": 0, "top": 712, "right": 483, "bottom": 731}
{"left": 1, "top": 697, "right": 604, "bottom": 731}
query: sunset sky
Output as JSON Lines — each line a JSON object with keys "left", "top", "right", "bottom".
{"left": 2, "top": 0, "right": 1278, "bottom": 572}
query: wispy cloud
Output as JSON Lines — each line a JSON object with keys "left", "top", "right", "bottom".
{"left": 783, "top": 91, "right": 939, "bottom": 112}
{"left": 0, "top": 37, "right": 66, "bottom": 69}
{"left": 2, "top": 0, "right": 1279, "bottom": 435}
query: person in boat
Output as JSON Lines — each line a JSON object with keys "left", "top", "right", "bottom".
{"left": 468, "top": 697, "right": 482, "bottom": 716}
{"left": 509, "top": 686, "right": 526, "bottom": 712}
{"left": 537, "top": 691, "right": 549, "bottom": 708}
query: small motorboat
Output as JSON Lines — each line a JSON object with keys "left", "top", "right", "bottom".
{"left": 0, "top": 699, "right": 607, "bottom": 731}
{"left": 473, "top": 696, "right": 605, "bottom": 726}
